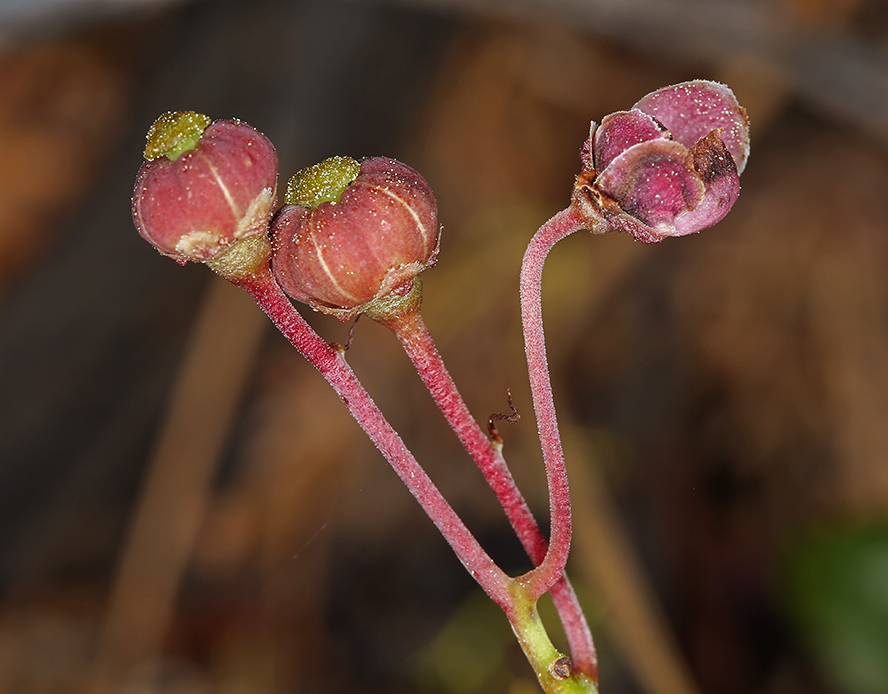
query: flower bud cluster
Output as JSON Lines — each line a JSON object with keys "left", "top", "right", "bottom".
{"left": 132, "top": 82, "right": 748, "bottom": 307}
{"left": 132, "top": 113, "right": 438, "bottom": 314}
{"left": 129, "top": 89, "right": 750, "bottom": 694}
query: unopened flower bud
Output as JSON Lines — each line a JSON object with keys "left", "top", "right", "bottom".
{"left": 575, "top": 80, "right": 749, "bottom": 243}
{"left": 271, "top": 156, "right": 439, "bottom": 320}
{"left": 132, "top": 112, "right": 278, "bottom": 266}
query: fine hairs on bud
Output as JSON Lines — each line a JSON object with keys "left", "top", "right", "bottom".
{"left": 133, "top": 113, "right": 278, "bottom": 264}
{"left": 271, "top": 156, "right": 440, "bottom": 320}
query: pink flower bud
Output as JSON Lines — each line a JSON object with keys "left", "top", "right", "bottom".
{"left": 575, "top": 80, "right": 749, "bottom": 243}
{"left": 132, "top": 112, "right": 278, "bottom": 264}
{"left": 271, "top": 156, "right": 439, "bottom": 319}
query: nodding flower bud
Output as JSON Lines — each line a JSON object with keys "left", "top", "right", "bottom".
{"left": 574, "top": 80, "right": 749, "bottom": 244}
{"left": 270, "top": 156, "right": 439, "bottom": 320}
{"left": 132, "top": 112, "right": 278, "bottom": 266}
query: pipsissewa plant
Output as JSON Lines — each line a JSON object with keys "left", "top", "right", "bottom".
{"left": 132, "top": 82, "right": 749, "bottom": 693}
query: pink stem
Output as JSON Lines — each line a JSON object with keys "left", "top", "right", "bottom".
{"left": 380, "top": 308, "right": 541, "bottom": 551}
{"left": 378, "top": 300, "right": 598, "bottom": 681}
{"left": 518, "top": 205, "right": 588, "bottom": 601}
{"left": 234, "top": 266, "right": 512, "bottom": 607}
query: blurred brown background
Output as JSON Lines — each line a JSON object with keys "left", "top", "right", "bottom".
{"left": 2, "top": 0, "right": 888, "bottom": 693}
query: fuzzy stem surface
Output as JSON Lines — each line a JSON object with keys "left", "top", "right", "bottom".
{"left": 220, "top": 258, "right": 597, "bottom": 692}
{"left": 230, "top": 264, "right": 512, "bottom": 606}
{"left": 377, "top": 304, "right": 598, "bottom": 681}
{"left": 518, "top": 205, "right": 588, "bottom": 601}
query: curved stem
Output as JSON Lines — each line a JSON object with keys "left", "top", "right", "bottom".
{"left": 231, "top": 264, "right": 512, "bottom": 607}
{"left": 518, "top": 205, "right": 588, "bottom": 599}
{"left": 221, "top": 255, "right": 597, "bottom": 692}
{"left": 377, "top": 307, "right": 542, "bottom": 553}
{"left": 378, "top": 305, "right": 598, "bottom": 680}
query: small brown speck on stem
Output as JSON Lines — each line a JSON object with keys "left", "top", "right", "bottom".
{"left": 551, "top": 656, "right": 572, "bottom": 679}
{"left": 488, "top": 389, "right": 520, "bottom": 444}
